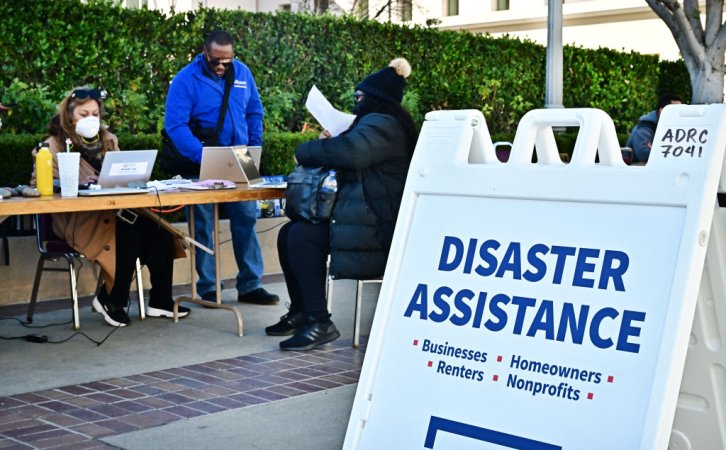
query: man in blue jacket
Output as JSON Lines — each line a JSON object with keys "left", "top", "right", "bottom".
{"left": 164, "top": 30, "right": 278, "bottom": 305}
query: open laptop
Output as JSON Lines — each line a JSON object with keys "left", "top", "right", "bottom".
{"left": 200, "top": 146, "right": 286, "bottom": 188}
{"left": 78, "top": 150, "right": 157, "bottom": 196}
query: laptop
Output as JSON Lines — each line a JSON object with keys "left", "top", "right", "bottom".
{"left": 200, "top": 146, "right": 286, "bottom": 188}
{"left": 78, "top": 150, "right": 157, "bottom": 196}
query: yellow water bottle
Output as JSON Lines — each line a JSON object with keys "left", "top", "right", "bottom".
{"left": 36, "top": 143, "right": 54, "bottom": 196}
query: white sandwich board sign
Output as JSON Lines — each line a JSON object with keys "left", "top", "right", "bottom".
{"left": 343, "top": 106, "right": 726, "bottom": 450}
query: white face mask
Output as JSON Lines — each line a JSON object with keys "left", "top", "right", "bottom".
{"left": 75, "top": 116, "right": 100, "bottom": 139}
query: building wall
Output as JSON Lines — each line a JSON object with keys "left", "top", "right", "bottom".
{"left": 125, "top": 0, "right": 707, "bottom": 62}
{"left": 407, "top": 0, "right": 684, "bottom": 61}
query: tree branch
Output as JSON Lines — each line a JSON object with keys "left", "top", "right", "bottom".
{"left": 683, "top": 0, "right": 705, "bottom": 42}
{"left": 704, "top": 0, "right": 724, "bottom": 45}
{"left": 372, "top": 0, "right": 391, "bottom": 20}
{"left": 646, "top": 0, "right": 705, "bottom": 61}
{"left": 709, "top": 13, "right": 726, "bottom": 58}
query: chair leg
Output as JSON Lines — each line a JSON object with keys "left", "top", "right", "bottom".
{"left": 327, "top": 276, "right": 334, "bottom": 314}
{"left": 354, "top": 280, "right": 364, "bottom": 349}
{"left": 326, "top": 255, "right": 333, "bottom": 314}
{"left": 1, "top": 235, "right": 8, "bottom": 266}
{"left": 65, "top": 254, "right": 80, "bottom": 331}
{"left": 135, "top": 258, "right": 145, "bottom": 320}
{"left": 27, "top": 256, "right": 48, "bottom": 324}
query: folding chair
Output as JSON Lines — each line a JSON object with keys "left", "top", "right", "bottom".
{"left": 27, "top": 214, "right": 145, "bottom": 330}
{"left": 326, "top": 257, "right": 382, "bottom": 349}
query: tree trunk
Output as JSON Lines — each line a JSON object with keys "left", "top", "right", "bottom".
{"left": 689, "top": 52, "right": 725, "bottom": 104}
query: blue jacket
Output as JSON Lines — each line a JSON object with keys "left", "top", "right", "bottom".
{"left": 625, "top": 110, "right": 658, "bottom": 163}
{"left": 164, "top": 54, "right": 264, "bottom": 163}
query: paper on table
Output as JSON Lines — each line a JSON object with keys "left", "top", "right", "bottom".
{"left": 305, "top": 85, "right": 355, "bottom": 137}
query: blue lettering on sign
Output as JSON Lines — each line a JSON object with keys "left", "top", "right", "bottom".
{"left": 402, "top": 283, "right": 645, "bottom": 353}
{"left": 424, "top": 416, "right": 562, "bottom": 450}
{"left": 437, "top": 236, "right": 629, "bottom": 291}
{"left": 404, "top": 235, "right": 647, "bottom": 354}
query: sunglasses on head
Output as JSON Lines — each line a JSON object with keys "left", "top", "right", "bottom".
{"left": 71, "top": 88, "right": 107, "bottom": 101}
{"left": 206, "top": 56, "right": 234, "bottom": 68}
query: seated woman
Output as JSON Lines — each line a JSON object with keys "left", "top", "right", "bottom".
{"left": 31, "top": 86, "right": 190, "bottom": 327}
{"left": 268, "top": 58, "right": 418, "bottom": 351}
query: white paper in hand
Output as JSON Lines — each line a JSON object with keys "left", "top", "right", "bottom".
{"left": 305, "top": 85, "right": 355, "bottom": 137}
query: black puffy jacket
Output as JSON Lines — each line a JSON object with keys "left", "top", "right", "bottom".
{"left": 295, "top": 113, "right": 413, "bottom": 279}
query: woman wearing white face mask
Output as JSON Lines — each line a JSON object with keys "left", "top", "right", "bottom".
{"left": 30, "top": 87, "right": 190, "bottom": 327}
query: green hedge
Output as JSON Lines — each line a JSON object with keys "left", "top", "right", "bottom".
{"left": 0, "top": 131, "right": 316, "bottom": 188}
{"left": 0, "top": 0, "right": 687, "bottom": 139}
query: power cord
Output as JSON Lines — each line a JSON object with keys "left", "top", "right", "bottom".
{"left": 0, "top": 268, "right": 140, "bottom": 346}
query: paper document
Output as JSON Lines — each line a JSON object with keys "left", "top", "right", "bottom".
{"left": 305, "top": 85, "right": 355, "bottom": 137}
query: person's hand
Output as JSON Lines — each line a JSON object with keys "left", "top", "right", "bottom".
{"left": 0, "top": 103, "right": 9, "bottom": 113}
{"left": 82, "top": 174, "right": 98, "bottom": 185}
{"left": 319, "top": 130, "right": 331, "bottom": 139}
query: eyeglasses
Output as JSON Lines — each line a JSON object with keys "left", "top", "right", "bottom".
{"left": 206, "top": 56, "right": 234, "bottom": 68}
{"left": 353, "top": 93, "right": 365, "bottom": 102}
{"left": 71, "top": 88, "right": 107, "bottom": 101}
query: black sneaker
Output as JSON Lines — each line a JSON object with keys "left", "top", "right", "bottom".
{"left": 92, "top": 297, "right": 131, "bottom": 327}
{"left": 147, "top": 304, "right": 191, "bottom": 319}
{"left": 200, "top": 291, "right": 216, "bottom": 302}
{"left": 279, "top": 319, "right": 340, "bottom": 351}
{"left": 265, "top": 311, "right": 306, "bottom": 336}
{"left": 238, "top": 288, "right": 279, "bottom": 305}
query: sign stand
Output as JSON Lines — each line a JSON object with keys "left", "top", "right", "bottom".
{"left": 344, "top": 106, "right": 726, "bottom": 449}
{"left": 671, "top": 206, "right": 726, "bottom": 448}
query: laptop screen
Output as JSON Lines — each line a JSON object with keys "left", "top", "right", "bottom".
{"left": 97, "top": 150, "right": 157, "bottom": 188}
{"left": 232, "top": 147, "right": 263, "bottom": 184}
{"left": 200, "top": 146, "right": 262, "bottom": 184}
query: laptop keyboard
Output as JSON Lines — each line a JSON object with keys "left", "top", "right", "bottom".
{"left": 78, "top": 187, "right": 151, "bottom": 196}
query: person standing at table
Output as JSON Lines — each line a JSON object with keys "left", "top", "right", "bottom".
{"left": 164, "top": 30, "right": 278, "bottom": 305}
{"left": 30, "top": 87, "right": 190, "bottom": 326}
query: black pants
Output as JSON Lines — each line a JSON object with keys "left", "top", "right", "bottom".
{"left": 277, "top": 220, "right": 330, "bottom": 321}
{"left": 98, "top": 215, "right": 174, "bottom": 309}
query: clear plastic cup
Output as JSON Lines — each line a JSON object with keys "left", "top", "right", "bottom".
{"left": 57, "top": 152, "right": 80, "bottom": 197}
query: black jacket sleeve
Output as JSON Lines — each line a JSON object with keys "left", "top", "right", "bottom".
{"left": 295, "top": 114, "right": 406, "bottom": 170}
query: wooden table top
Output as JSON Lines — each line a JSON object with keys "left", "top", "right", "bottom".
{"left": 0, "top": 186, "right": 285, "bottom": 216}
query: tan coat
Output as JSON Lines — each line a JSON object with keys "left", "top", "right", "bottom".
{"left": 31, "top": 134, "right": 185, "bottom": 292}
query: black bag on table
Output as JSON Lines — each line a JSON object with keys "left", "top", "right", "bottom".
{"left": 160, "top": 68, "right": 234, "bottom": 177}
{"left": 284, "top": 165, "right": 336, "bottom": 224}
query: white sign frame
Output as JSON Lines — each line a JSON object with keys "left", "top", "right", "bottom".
{"left": 344, "top": 106, "right": 726, "bottom": 449}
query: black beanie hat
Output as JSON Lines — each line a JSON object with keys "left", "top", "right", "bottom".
{"left": 356, "top": 58, "right": 411, "bottom": 104}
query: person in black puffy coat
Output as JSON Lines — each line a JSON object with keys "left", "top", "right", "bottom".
{"left": 269, "top": 58, "right": 418, "bottom": 351}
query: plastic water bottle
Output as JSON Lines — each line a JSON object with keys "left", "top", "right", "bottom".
{"left": 36, "top": 142, "right": 54, "bottom": 196}
{"left": 321, "top": 170, "right": 337, "bottom": 193}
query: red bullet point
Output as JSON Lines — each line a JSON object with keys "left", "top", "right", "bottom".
{"left": 427, "top": 361, "right": 433, "bottom": 367}
{"left": 493, "top": 375, "right": 499, "bottom": 381}
{"left": 587, "top": 393, "right": 594, "bottom": 400}
{"left": 607, "top": 375, "right": 614, "bottom": 383}
{"left": 497, "top": 355, "right": 503, "bottom": 362}
{"left": 413, "top": 339, "right": 419, "bottom": 346}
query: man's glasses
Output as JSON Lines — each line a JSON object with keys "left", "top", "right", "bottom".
{"left": 71, "top": 88, "right": 107, "bottom": 101}
{"left": 206, "top": 56, "right": 233, "bottom": 68}
{"left": 353, "top": 92, "right": 365, "bottom": 102}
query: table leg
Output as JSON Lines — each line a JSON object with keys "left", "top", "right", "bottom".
{"left": 189, "top": 207, "right": 197, "bottom": 301}
{"left": 173, "top": 204, "right": 244, "bottom": 336}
